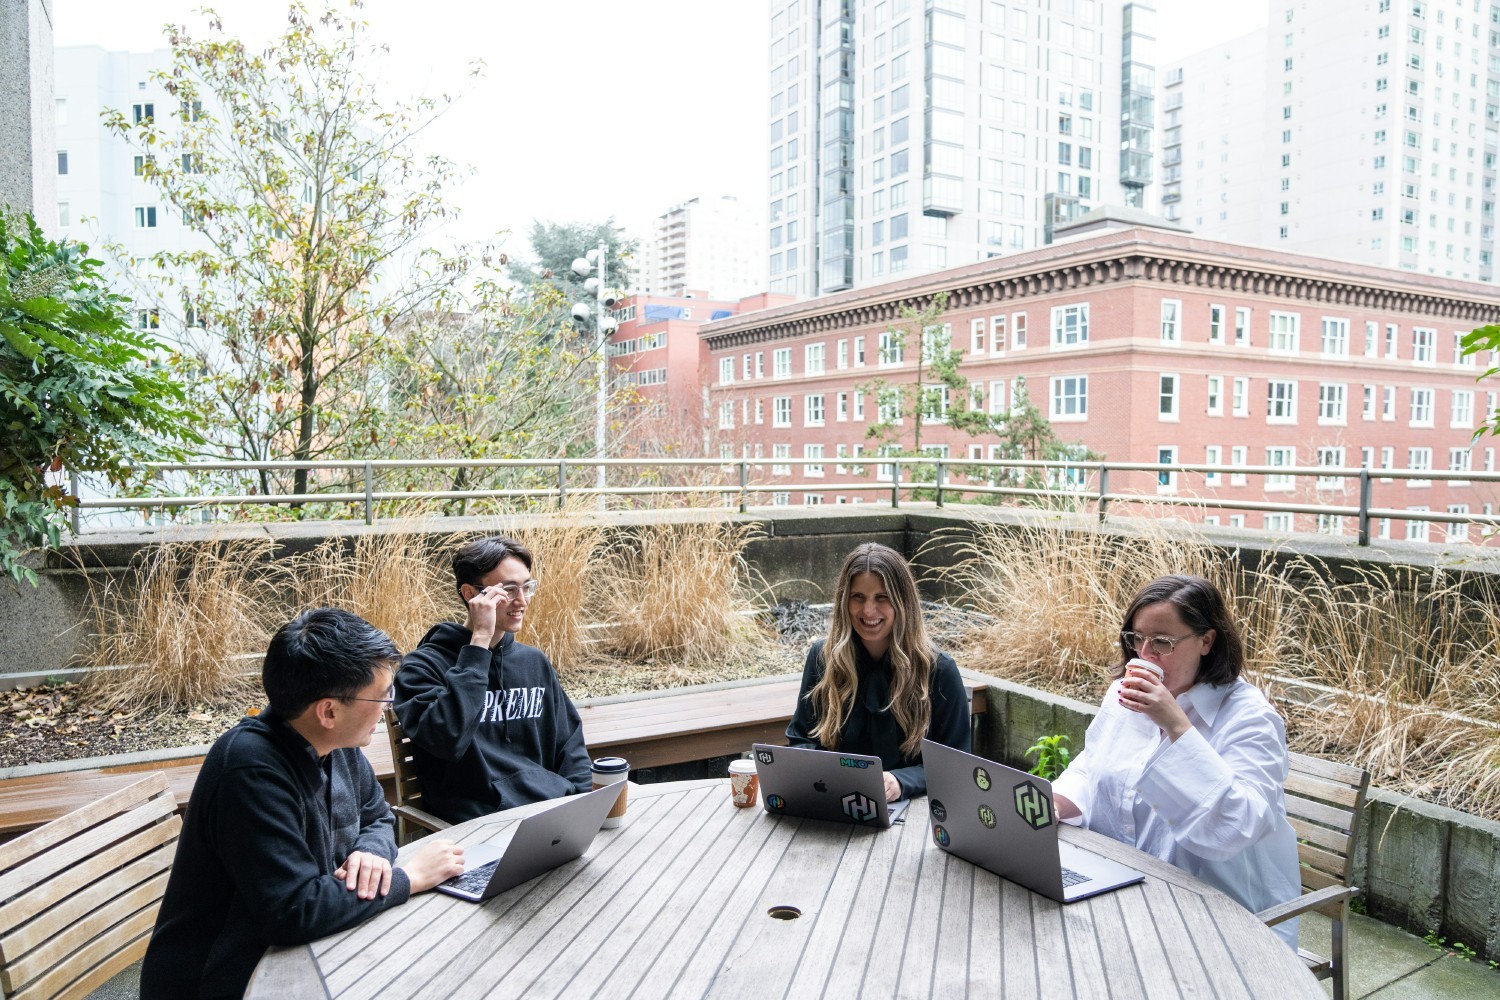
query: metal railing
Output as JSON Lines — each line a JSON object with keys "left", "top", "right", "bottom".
{"left": 69, "top": 457, "right": 1500, "bottom": 547}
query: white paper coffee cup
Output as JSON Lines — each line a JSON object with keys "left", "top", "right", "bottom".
{"left": 1125, "top": 657, "right": 1165, "bottom": 683}
{"left": 728, "top": 758, "right": 759, "bottom": 808}
{"left": 592, "top": 756, "right": 629, "bottom": 828}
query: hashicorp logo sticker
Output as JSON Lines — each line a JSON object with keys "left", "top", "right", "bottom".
{"left": 1012, "top": 780, "right": 1053, "bottom": 830}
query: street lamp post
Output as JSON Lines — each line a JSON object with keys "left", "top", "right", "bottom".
{"left": 570, "top": 243, "right": 619, "bottom": 497}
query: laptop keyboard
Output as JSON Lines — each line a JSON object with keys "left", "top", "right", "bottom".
{"left": 1060, "top": 866, "right": 1092, "bottom": 888}
{"left": 446, "top": 859, "right": 500, "bottom": 894}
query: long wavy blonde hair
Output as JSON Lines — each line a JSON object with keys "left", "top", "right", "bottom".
{"left": 809, "top": 543, "right": 935, "bottom": 758}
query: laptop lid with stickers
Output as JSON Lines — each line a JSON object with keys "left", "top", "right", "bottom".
{"left": 751, "top": 743, "right": 907, "bottom": 827}
{"left": 921, "top": 739, "right": 1144, "bottom": 903}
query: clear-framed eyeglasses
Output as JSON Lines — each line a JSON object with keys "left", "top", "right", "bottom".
{"left": 485, "top": 579, "right": 538, "bottom": 602}
{"left": 1120, "top": 631, "right": 1201, "bottom": 657}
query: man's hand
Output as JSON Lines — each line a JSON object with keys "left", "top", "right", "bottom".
{"left": 882, "top": 771, "right": 902, "bottom": 803}
{"left": 464, "top": 587, "right": 506, "bottom": 649}
{"left": 334, "top": 850, "right": 393, "bottom": 901}
{"left": 401, "top": 839, "right": 466, "bottom": 894}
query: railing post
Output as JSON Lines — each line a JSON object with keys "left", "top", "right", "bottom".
{"left": 935, "top": 460, "right": 946, "bottom": 507}
{"left": 69, "top": 471, "right": 81, "bottom": 535}
{"left": 891, "top": 459, "right": 901, "bottom": 508}
{"left": 1357, "top": 468, "right": 1372, "bottom": 546}
{"left": 363, "top": 460, "right": 374, "bottom": 525}
{"left": 738, "top": 460, "right": 749, "bottom": 514}
{"left": 1097, "top": 466, "right": 1111, "bottom": 524}
{"left": 558, "top": 460, "right": 567, "bottom": 509}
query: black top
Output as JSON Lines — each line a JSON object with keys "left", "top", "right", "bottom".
{"left": 394, "top": 624, "right": 592, "bottom": 824}
{"left": 785, "top": 638, "right": 971, "bottom": 798}
{"left": 140, "top": 710, "right": 407, "bottom": 1000}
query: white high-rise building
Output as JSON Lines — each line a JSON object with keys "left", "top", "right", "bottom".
{"left": 1160, "top": 0, "right": 1498, "bottom": 283}
{"left": 54, "top": 46, "right": 208, "bottom": 329}
{"left": 636, "top": 195, "right": 766, "bottom": 299}
{"left": 767, "top": 0, "right": 1158, "bottom": 299}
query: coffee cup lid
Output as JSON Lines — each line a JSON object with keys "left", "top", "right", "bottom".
{"left": 592, "top": 756, "right": 629, "bottom": 773}
{"left": 1125, "top": 657, "right": 1164, "bottom": 676}
{"left": 729, "top": 759, "right": 757, "bottom": 774}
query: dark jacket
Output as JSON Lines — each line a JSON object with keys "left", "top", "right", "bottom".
{"left": 394, "top": 623, "right": 591, "bottom": 824}
{"left": 785, "top": 638, "right": 970, "bottom": 798}
{"left": 140, "top": 710, "right": 407, "bottom": 1000}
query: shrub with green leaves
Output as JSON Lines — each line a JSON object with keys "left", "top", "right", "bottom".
{"left": 0, "top": 211, "right": 198, "bottom": 584}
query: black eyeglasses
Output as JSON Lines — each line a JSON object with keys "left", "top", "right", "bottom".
{"left": 343, "top": 687, "right": 395, "bottom": 706}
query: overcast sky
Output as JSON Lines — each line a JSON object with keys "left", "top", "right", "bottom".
{"left": 53, "top": 1, "right": 1268, "bottom": 256}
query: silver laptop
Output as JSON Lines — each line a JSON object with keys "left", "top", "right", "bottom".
{"left": 922, "top": 739, "right": 1144, "bottom": 903}
{"left": 751, "top": 743, "right": 909, "bottom": 827}
{"left": 435, "top": 781, "right": 624, "bottom": 902}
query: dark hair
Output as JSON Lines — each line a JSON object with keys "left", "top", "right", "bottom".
{"left": 263, "top": 608, "right": 399, "bottom": 718}
{"left": 1115, "top": 574, "right": 1244, "bottom": 686}
{"left": 452, "top": 535, "right": 533, "bottom": 603}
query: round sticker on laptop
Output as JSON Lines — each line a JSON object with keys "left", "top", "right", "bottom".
{"left": 978, "top": 804, "right": 997, "bottom": 829}
{"left": 973, "top": 766, "right": 992, "bottom": 791}
{"left": 932, "top": 824, "right": 950, "bottom": 847}
{"left": 766, "top": 794, "right": 786, "bottom": 811}
{"left": 930, "top": 799, "right": 947, "bottom": 822}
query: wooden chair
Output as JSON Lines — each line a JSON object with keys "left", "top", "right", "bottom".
{"left": 1257, "top": 751, "right": 1371, "bottom": 1000}
{"left": 383, "top": 708, "right": 451, "bottom": 843}
{"left": 0, "top": 773, "right": 181, "bottom": 1000}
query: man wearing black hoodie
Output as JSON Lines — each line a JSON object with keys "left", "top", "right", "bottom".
{"left": 394, "top": 535, "right": 591, "bottom": 824}
{"left": 140, "top": 608, "right": 464, "bottom": 1000}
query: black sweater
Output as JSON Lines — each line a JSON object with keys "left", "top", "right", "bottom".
{"left": 394, "top": 624, "right": 591, "bottom": 824}
{"left": 785, "top": 638, "right": 970, "bottom": 798}
{"left": 140, "top": 710, "right": 408, "bottom": 1000}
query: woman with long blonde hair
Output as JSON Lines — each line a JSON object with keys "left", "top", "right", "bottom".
{"left": 785, "top": 542, "right": 970, "bottom": 801}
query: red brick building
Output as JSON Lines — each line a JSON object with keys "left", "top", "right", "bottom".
{"left": 699, "top": 220, "right": 1500, "bottom": 543}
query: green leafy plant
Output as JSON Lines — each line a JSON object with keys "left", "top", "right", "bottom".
{"left": 1025, "top": 733, "right": 1072, "bottom": 781}
{"left": 0, "top": 211, "right": 198, "bottom": 584}
{"left": 1452, "top": 941, "right": 1476, "bottom": 961}
{"left": 1424, "top": 932, "right": 1446, "bottom": 953}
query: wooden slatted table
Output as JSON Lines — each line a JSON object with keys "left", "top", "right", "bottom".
{"left": 248, "top": 779, "right": 1321, "bottom": 999}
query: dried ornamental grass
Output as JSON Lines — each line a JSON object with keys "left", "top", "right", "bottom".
{"left": 598, "top": 518, "right": 765, "bottom": 673}
{"left": 487, "top": 505, "right": 607, "bottom": 671}
{"left": 85, "top": 535, "right": 275, "bottom": 710}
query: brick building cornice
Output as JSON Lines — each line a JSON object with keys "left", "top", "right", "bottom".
{"left": 701, "top": 228, "right": 1500, "bottom": 350}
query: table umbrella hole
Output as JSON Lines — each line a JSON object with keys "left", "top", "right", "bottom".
{"left": 767, "top": 905, "right": 802, "bottom": 920}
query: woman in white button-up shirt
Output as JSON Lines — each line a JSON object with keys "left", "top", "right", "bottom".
{"left": 1051, "top": 575, "right": 1303, "bottom": 950}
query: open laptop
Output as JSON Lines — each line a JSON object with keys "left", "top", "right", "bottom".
{"left": 921, "top": 739, "right": 1144, "bottom": 903}
{"left": 435, "top": 781, "right": 625, "bottom": 902}
{"left": 751, "top": 743, "right": 909, "bottom": 827}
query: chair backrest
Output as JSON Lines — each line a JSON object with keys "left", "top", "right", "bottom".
{"left": 1284, "top": 751, "right": 1371, "bottom": 893}
{"left": 384, "top": 708, "right": 429, "bottom": 812}
{"left": 0, "top": 772, "right": 181, "bottom": 1000}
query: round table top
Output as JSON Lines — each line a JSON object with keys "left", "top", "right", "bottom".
{"left": 250, "top": 778, "right": 1321, "bottom": 999}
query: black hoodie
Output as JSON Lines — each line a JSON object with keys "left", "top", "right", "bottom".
{"left": 140, "top": 710, "right": 406, "bottom": 1000}
{"left": 394, "top": 623, "right": 591, "bottom": 824}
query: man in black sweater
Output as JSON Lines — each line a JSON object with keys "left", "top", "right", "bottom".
{"left": 394, "top": 536, "right": 591, "bottom": 824}
{"left": 140, "top": 609, "right": 465, "bottom": 1000}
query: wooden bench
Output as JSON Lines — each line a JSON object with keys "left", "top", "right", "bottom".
{"left": 0, "top": 675, "right": 987, "bottom": 838}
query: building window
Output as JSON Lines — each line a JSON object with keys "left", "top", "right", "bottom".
{"left": 805, "top": 444, "right": 824, "bottom": 477}
{"left": 1160, "top": 300, "right": 1181, "bottom": 343}
{"left": 1269, "top": 311, "right": 1299, "bottom": 353}
{"left": 1205, "top": 445, "right": 1223, "bottom": 486}
{"left": 1452, "top": 389, "right": 1474, "bottom": 428}
{"left": 1408, "top": 447, "right": 1432, "bottom": 487}
{"left": 1049, "top": 375, "right": 1087, "bottom": 420}
{"left": 805, "top": 394, "right": 825, "bottom": 426}
{"left": 1206, "top": 375, "right": 1223, "bottom": 416}
{"left": 1208, "top": 304, "right": 1226, "bottom": 343}
{"left": 1364, "top": 321, "right": 1379, "bottom": 358}
{"left": 773, "top": 396, "right": 791, "bottom": 427}
{"left": 836, "top": 339, "right": 848, "bottom": 369}
{"left": 773, "top": 348, "right": 792, "bottom": 378}
{"left": 1318, "top": 383, "right": 1347, "bottom": 424}
{"left": 1230, "top": 446, "right": 1248, "bottom": 486}
{"left": 1158, "top": 374, "right": 1179, "bottom": 420}
{"left": 718, "top": 401, "right": 734, "bottom": 430}
{"left": 1267, "top": 380, "right": 1297, "bottom": 422}
{"left": 772, "top": 444, "right": 791, "bottom": 477}
{"left": 134, "top": 308, "right": 160, "bottom": 330}
{"left": 1012, "top": 313, "right": 1027, "bottom": 349}
{"left": 56, "top": 151, "right": 68, "bottom": 175}
{"left": 133, "top": 206, "right": 158, "bottom": 228}
{"left": 1363, "top": 385, "right": 1376, "bottom": 420}
{"left": 1157, "top": 446, "right": 1179, "bottom": 492}
{"left": 853, "top": 336, "right": 865, "bottom": 366}
{"left": 1234, "top": 307, "right": 1251, "bottom": 345}
{"left": 1232, "top": 376, "right": 1249, "bottom": 417}
{"left": 1320, "top": 317, "right": 1349, "bottom": 357}
{"left": 1412, "top": 327, "right": 1435, "bottom": 364}
{"left": 1409, "top": 387, "right": 1433, "bottom": 426}
{"left": 718, "top": 358, "right": 734, "bottom": 385}
{"left": 1266, "top": 446, "right": 1296, "bottom": 490}
{"left": 132, "top": 102, "right": 155, "bottom": 124}
{"left": 1050, "top": 304, "right": 1090, "bottom": 347}
{"left": 879, "top": 329, "right": 904, "bottom": 366}
{"left": 805, "top": 343, "right": 825, "bottom": 374}
{"left": 1316, "top": 447, "right": 1347, "bottom": 490}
